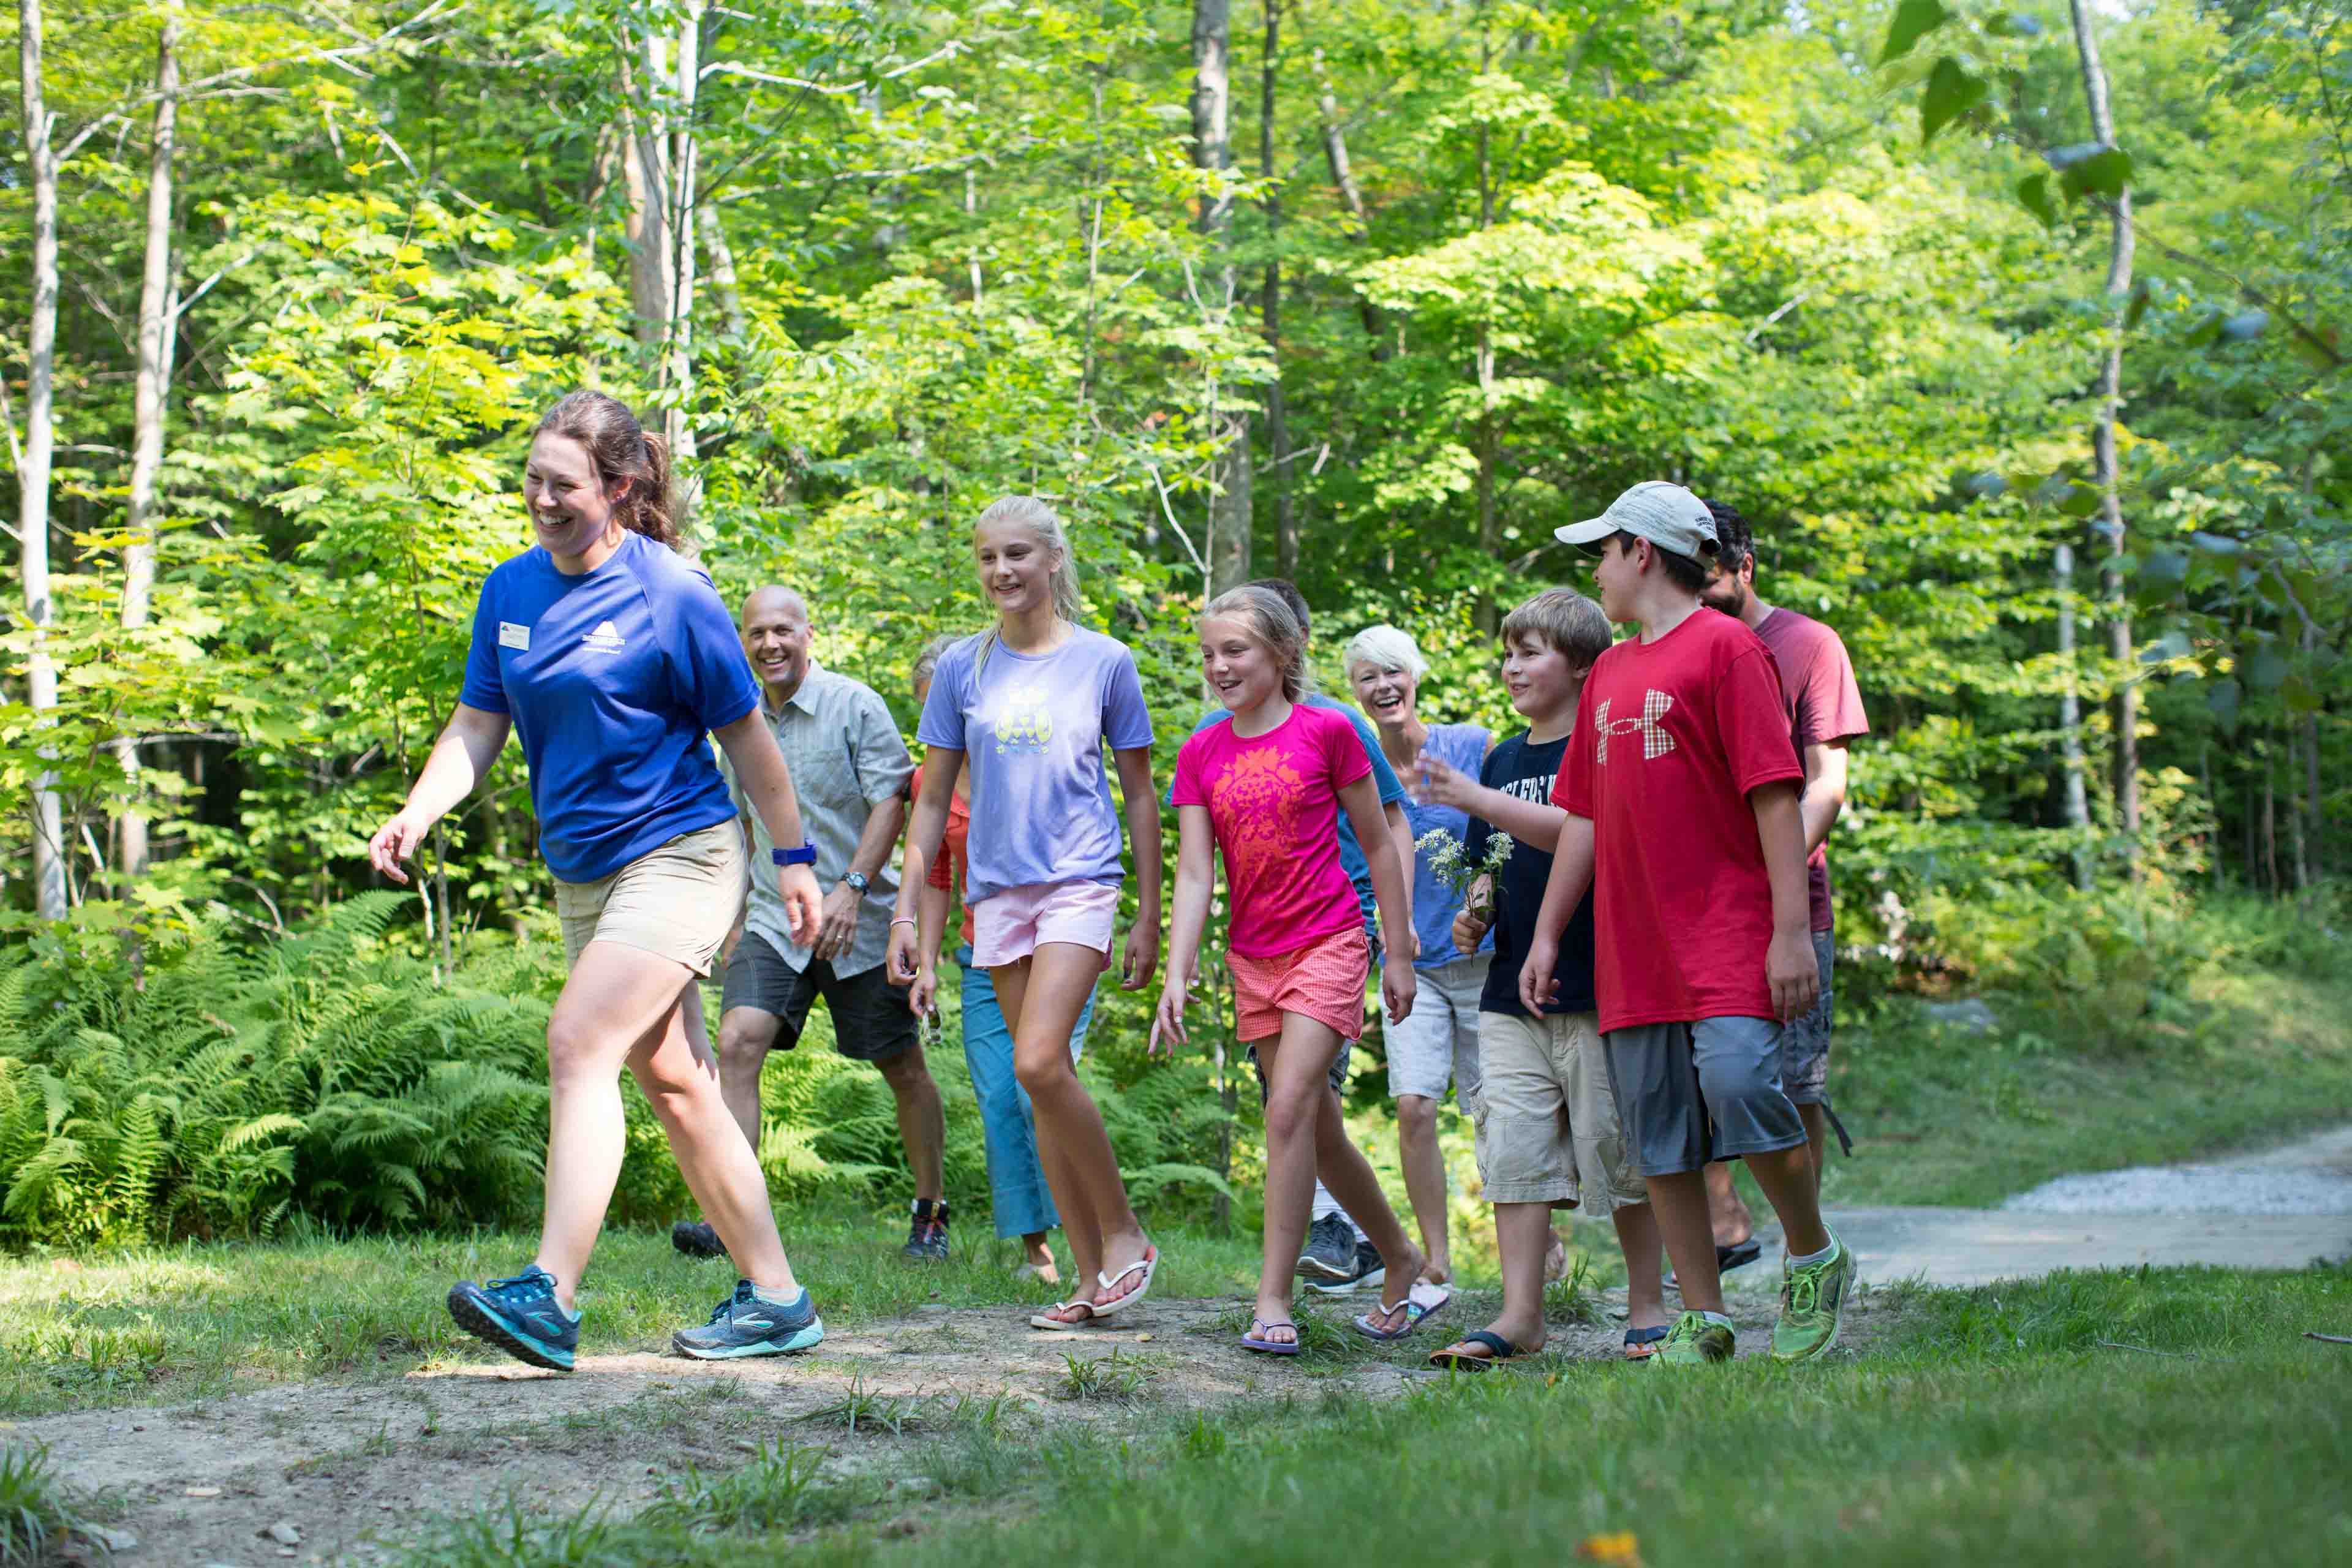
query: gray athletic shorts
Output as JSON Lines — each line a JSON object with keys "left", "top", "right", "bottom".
{"left": 1780, "top": 929, "right": 1836, "bottom": 1106}
{"left": 1600, "top": 1016, "right": 1808, "bottom": 1178}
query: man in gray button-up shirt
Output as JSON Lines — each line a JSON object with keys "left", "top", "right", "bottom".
{"left": 671, "top": 587, "right": 951, "bottom": 1263}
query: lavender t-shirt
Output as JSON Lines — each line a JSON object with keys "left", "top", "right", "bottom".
{"left": 915, "top": 628, "right": 1155, "bottom": 903}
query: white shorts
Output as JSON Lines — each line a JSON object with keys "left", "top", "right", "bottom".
{"left": 970, "top": 880, "right": 1121, "bottom": 969}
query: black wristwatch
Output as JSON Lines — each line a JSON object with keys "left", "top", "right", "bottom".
{"left": 771, "top": 842, "right": 817, "bottom": 867}
{"left": 843, "top": 871, "right": 870, "bottom": 894}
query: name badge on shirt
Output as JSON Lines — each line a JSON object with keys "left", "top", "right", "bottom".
{"left": 498, "top": 621, "right": 530, "bottom": 650}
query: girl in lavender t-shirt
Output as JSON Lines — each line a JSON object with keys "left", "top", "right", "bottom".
{"left": 1155, "top": 585, "right": 1431, "bottom": 1354}
{"left": 888, "top": 497, "right": 1164, "bottom": 1330}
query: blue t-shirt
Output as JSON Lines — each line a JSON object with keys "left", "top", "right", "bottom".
{"left": 1403, "top": 723, "right": 1496, "bottom": 969}
{"left": 459, "top": 532, "right": 759, "bottom": 883}
{"left": 1170, "top": 695, "right": 1404, "bottom": 939}
{"left": 914, "top": 628, "right": 1155, "bottom": 903}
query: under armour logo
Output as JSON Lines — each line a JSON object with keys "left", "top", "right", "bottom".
{"left": 1594, "top": 690, "right": 1676, "bottom": 763}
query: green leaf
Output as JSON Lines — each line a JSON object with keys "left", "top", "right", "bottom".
{"left": 2188, "top": 531, "right": 2244, "bottom": 555}
{"left": 2062, "top": 148, "right": 2134, "bottom": 200}
{"left": 2016, "top": 172, "right": 2059, "bottom": 230}
{"left": 1880, "top": 0, "right": 1952, "bottom": 64}
{"left": 1920, "top": 58, "right": 1989, "bottom": 144}
{"left": 2059, "top": 483, "right": 2105, "bottom": 518}
{"left": 2219, "top": 310, "right": 2269, "bottom": 342}
{"left": 2123, "top": 282, "right": 2150, "bottom": 331}
{"left": 2136, "top": 549, "right": 2188, "bottom": 586}
{"left": 2244, "top": 648, "right": 2290, "bottom": 690}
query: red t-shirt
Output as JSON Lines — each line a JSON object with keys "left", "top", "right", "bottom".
{"left": 1749, "top": 608, "right": 1869, "bottom": 933}
{"left": 1555, "top": 611, "right": 1803, "bottom": 1031}
{"left": 1171, "top": 703, "right": 1371, "bottom": 959}
{"left": 913, "top": 763, "right": 974, "bottom": 927}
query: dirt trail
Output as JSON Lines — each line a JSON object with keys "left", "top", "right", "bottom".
{"left": 27, "top": 1286, "right": 1864, "bottom": 1567}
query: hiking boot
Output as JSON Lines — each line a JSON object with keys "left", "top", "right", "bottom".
{"left": 902, "top": 1200, "right": 951, "bottom": 1262}
{"left": 1297, "top": 1213, "right": 1356, "bottom": 1280}
{"left": 1649, "top": 1310, "right": 1735, "bottom": 1366}
{"left": 673, "top": 1278, "right": 825, "bottom": 1360}
{"left": 671, "top": 1220, "right": 728, "bottom": 1261}
{"left": 447, "top": 1265, "right": 578, "bottom": 1371}
{"left": 1306, "top": 1240, "right": 1386, "bottom": 1295}
{"left": 1771, "top": 1234, "right": 1855, "bottom": 1363}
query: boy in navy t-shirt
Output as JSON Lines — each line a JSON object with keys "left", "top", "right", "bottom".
{"left": 1415, "top": 589, "right": 1669, "bottom": 1366}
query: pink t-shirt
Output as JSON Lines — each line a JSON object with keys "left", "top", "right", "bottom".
{"left": 1171, "top": 703, "right": 1373, "bottom": 960}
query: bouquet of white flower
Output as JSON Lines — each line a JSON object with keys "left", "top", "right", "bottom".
{"left": 1414, "top": 827, "right": 1514, "bottom": 921}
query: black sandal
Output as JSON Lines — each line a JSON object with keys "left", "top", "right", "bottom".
{"left": 1428, "top": 1329, "right": 1526, "bottom": 1371}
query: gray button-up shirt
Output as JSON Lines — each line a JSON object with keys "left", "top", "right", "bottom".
{"left": 720, "top": 663, "right": 914, "bottom": 978}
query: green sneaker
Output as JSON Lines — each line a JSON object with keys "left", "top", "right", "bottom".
{"left": 1649, "top": 1310, "right": 1735, "bottom": 1365}
{"left": 1772, "top": 1234, "right": 1855, "bottom": 1363}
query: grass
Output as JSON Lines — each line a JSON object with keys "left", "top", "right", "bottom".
{"left": 364, "top": 1263, "right": 2352, "bottom": 1568}
{"left": 1823, "top": 966, "right": 2352, "bottom": 1207}
{"left": 0, "top": 1207, "right": 1266, "bottom": 1416}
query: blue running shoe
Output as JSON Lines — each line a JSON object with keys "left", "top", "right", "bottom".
{"left": 447, "top": 1265, "right": 578, "bottom": 1371}
{"left": 672, "top": 1279, "right": 825, "bottom": 1360}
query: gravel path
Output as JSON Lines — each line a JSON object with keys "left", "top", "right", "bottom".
{"left": 2002, "top": 1125, "right": 2352, "bottom": 1216}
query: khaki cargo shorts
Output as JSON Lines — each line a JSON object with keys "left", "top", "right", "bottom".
{"left": 552, "top": 821, "right": 745, "bottom": 976}
{"left": 1472, "top": 1008, "right": 1645, "bottom": 1210}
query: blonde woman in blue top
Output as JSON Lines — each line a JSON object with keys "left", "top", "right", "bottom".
{"left": 368, "top": 391, "right": 828, "bottom": 1370}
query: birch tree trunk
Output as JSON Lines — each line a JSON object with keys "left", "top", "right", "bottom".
{"left": 698, "top": 202, "right": 747, "bottom": 341}
{"left": 2056, "top": 542, "right": 2092, "bottom": 888}
{"left": 1193, "top": 0, "right": 1251, "bottom": 594}
{"left": 1471, "top": 11, "right": 1499, "bottom": 631}
{"left": 619, "top": 5, "right": 703, "bottom": 522}
{"left": 118, "top": 1, "right": 182, "bottom": 884}
{"left": 2068, "top": 0, "right": 2138, "bottom": 844}
{"left": 1261, "top": 1, "right": 1296, "bottom": 578}
{"left": 1312, "top": 47, "right": 1388, "bottom": 357}
{"left": 17, "top": 0, "right": 68, "bottom": 919}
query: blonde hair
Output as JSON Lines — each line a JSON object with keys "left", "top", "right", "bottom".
{"left": 1341, "top": 624, "right": 1429, "bottom": 682}
{"left": 1501, "top": 588, "right": 1611, "bottom": 670}
{"left": 1202, "top": 585, "right": 1311, "bottom": 704}
{"left": 973, "top": 495, "right": 1083, "bottom": 622}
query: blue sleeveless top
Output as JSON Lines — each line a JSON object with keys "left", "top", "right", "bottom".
{"left": 1403, "top": 723, "right": 1495, "bottom": 969}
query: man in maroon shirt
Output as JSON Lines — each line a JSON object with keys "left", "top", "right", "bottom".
{"left": 1696, "top": 499, "right": 1869, "bottom": 1263}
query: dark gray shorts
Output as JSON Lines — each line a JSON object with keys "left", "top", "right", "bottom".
{"left": 1600, "top": 1016, "right": 1808, "bottom": 1178}
{"left": 720, "top": 933, "right": 918, "bottom": 1065}
{"left": 1781, "top": 929, "right": 1836, "bottom": 1106}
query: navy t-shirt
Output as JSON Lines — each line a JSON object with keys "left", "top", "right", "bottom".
{"left": 459, "top": 531, "right": 760, "bottom": 883}
{"left": 1465, "top": 729, "right": 1597, "bottom": 1016}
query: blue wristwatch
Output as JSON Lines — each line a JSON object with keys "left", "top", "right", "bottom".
{"left": 771, "top": 843, "right": 818, "bottom": 868}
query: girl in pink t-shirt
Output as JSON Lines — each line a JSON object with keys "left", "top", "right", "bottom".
{"left": 1157, "top": 586, "right": 1431, "bottom": 1352}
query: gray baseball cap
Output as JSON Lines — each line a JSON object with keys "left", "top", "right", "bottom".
{"left": 1554, "top": 481, "right": 1721, "bottom": 559}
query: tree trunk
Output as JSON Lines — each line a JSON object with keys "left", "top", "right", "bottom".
{"left": 2055, "top": 542, "right": 2092, "bottom": 888}
{"left": 1261, "top": 1, "right": 1296, "bottom": 578}
{"left": 619, "top": 7, "right": 703, "bottom": 522}
{"left": 2068, "top": 0, "right": 2138, "bottom": 845}
{"left": 1471, "top": 14, "right": 1499, "bottom": 633}
{"left": 2261, "top": 752, "right": 2278, "bottom": 897}
{"left": 17, "top": 0, "right": 67, "bottom": 919}
{"left": 1311, "top": 46, "right": 1388, "bottom": 358}
{"left": 2304, "top": 619, "right": 2325, "bottom": 878}
{"left": 698, "top": 202, "right": 747, "bottom": 340}
{"left": 117, "top": 2, "right": 181, "bottom": 885}
{"left": 1193, "top": 0, "right": 1251, "bottom": 592}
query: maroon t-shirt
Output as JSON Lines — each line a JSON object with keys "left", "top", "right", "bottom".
{"left": 1751, "top": 608, "right": 1869, "bottom": 932}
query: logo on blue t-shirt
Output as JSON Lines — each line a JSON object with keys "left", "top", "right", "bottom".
{"left": 582, "top": 619, "right": 627, "bottom": 652}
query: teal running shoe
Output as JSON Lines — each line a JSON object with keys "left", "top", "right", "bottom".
{"left": 673, "top": 1279, "right": 826, "bottom": 1360}
{"left": 447, "top": 1265, "right": 578, "bottom": 1371}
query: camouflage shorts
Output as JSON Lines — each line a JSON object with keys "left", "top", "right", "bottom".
{"left": 1779, "top": 929, "right": 1836, "bottom": 1105}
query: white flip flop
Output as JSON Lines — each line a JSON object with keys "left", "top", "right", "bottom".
{"left": 1086, "top": 1245, "right": 1160, "bottom": 1319}
{"left": 1029, "top": 1298, "right": 1096, "bottom": 1330}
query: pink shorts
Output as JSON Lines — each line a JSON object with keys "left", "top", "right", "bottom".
{"left": 971, "top": 880, "right": 1121, "bottom": 968}
{"left": 1226, "top": 924, "right": 1371, "bottom": 1044}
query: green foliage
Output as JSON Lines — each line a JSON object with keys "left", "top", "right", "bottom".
{"left": 0, "top": 1444, "right": 85, "bottom": 1567}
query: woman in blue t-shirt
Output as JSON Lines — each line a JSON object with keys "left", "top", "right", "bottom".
{"left": 368, "top": 391, "right": 829, "bottom": 1370}
{"left": 886, "top": 496, "right": 1165, "bottom": 1329}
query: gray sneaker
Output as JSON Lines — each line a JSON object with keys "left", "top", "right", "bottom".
{"left": 1297, "top": 1213, "right": 1356, "bottom": 1280}
{"left": 672, "top": 1279, "right": 824, "bottom": 1360}
{"left": 1306, "top": 1240, "right": 1386, "bottom": 1295}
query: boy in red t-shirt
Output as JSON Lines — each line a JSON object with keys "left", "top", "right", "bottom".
{"left": 1518, "top": 481, "right": 1855, "bottom": 1365}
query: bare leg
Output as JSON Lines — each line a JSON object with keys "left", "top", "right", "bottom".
{"left": 1613, "top": 1202, "right": 1670, "bottom": 1332}
{"left": 714, "top": 1006, "right": 780, "bottom": 1149}
{"left": 1700, "top": 1161, "right": 1755, "bottom": 1248}
{"left": 1646, "top": 1170, "right": 1724, "bottom": 1314}
{"left": 1743, "top": 1142, "right": 1829, "bottom": 1257}
{"left": 993, "top": 944, "right": 1149, "bottom": 1310}
{"left": 537, "top": 942, "right": 795, "bottom": 1309}
{"left": 992, "top": 959, "right": 1104, "bottom": 1294}
{"left": 1020, "top": 1231, "right": 1058, "bottom": 1280}
{"left": 1251, "top": 1018, "right": 1342, "bottom": 1346}
{"left": 1796, "top": 1104, "right": 1830, "bottom": 1202}
{"left": 1395, "top": 1093, "right": 1452, "bottom": 1284}
{"left": 1311, "top": 1075, "right": 1425, "bottom": 1322}
{"left": 876, "top": 1044, "right": 946, "bottom": 1204}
